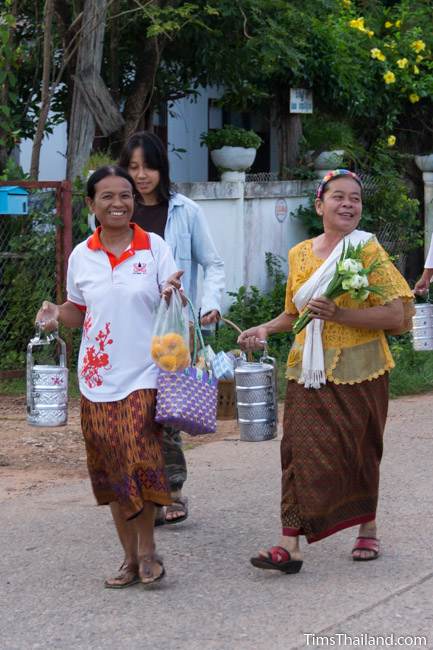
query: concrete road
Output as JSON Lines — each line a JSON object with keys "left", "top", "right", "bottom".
{"left": 1, "top": 393, "right": 432, "bottom": 650}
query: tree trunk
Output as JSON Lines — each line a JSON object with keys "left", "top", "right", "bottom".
{"left": 66, "top": 0, "right": 108, "bottom": 180}
{"left": 122, "top": 37, "right": 163, "bottom": 141}
{"left": 278, "top": 112, "right": 303, "bottom": 178}
{"left": 30, "top": 0, "right": 55, "bottom": 179}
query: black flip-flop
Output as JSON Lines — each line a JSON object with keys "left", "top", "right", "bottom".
{"left": 250, "top": 546, "right": 303, "bottom": 574}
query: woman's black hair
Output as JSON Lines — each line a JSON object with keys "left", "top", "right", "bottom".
{"left": 86, "top": 165, "right": 140, "bottom": 200}
{"left": 118, "top": 131, "right": 172, "bottom": 203}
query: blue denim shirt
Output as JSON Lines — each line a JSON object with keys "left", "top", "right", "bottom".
{"left": 165, "top": 193, "right": 225, "bottom": 315}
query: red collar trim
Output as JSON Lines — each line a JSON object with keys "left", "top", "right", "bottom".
{"left": 87, "top": 223, "right": 150, "bottom": 252}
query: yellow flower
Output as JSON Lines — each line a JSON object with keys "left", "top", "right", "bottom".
{"left": 395, "top": 20, "right": 401, "bottom": 28}
{"left": 396, "top": 58, "right": 408, "bottom": 69}
{"left": 411, "top": 40, "right": 426, "bottom": 53}
{"left": 416, "top": 55, "right": 424, "bottom": 63}
{"left": 342, "top": 0, "right": 351, "bottom": 6}
{"left": 387, "top": 135, "right": 396, "bottom": 147}
{"left": 409, "top": 93, "right": 420, "bottom": 103}
{"left": 384, "top": 21, "right": 393, "bottom": 28}
{"left": 383, "top": 71, "right": 396, "bottom": 84}
{"left": 349, "top": 17, "right": 366, "bottom": 32}
{"left": 371, "top": 48, "right": 386, "bottom": 61}
{"left": 367, "top": 30, "right": 375, "bottom": 37}
{"left": 414, "top": 65, "right": 420, "bottom": 75}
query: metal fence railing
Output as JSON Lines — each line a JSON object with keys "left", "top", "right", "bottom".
{"left": 0, "top": 181, "right": 72, "bottom": 376}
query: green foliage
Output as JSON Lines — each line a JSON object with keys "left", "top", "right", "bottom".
{"left": 302, "top": 115, "right": 362, "bottom": 161}
{"left": 207, "top": 252, "right": 292, "bottom": 362}
{"left": 389, "top": 335, "right": 433, "bottom": 398}
{"left": 200, "top": 125, "right": 263, "bottom": 150}
{"left": 82, "top": 152, "right": 116, "bottom": 178}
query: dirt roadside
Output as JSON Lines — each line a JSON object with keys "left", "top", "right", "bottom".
{"left": 0, "top": 394, "right": 242, "bottom": 503}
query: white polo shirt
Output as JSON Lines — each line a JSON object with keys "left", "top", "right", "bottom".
{"left": 67, "top": 224, "right": 177, "bottom": 402}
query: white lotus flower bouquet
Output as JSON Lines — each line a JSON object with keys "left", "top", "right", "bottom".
{"left": 292, "top": 240, "right": 384, "bottom": 335}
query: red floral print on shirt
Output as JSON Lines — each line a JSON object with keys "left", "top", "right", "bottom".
{"left": 83, "top": 312, "right": 92, "bottom": 340}
{"left": 81, "top": 322, "right": 113, "bottom": 388}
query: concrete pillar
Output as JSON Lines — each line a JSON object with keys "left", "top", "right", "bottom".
{"left": 415, "top": 156, "right": 433, "bottom": 259}
{"left": 422, "top": 172, "right": 433, "bottom": 259}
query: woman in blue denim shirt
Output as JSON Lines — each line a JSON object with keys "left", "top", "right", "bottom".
{"left": 118, "top": 131, "right": 225, "bottom": 527}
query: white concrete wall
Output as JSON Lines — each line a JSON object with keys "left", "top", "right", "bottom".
{"left": 177, "top": 180, "right": 313, "bottom": 312}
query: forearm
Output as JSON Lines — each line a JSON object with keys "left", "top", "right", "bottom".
{"left": 58, "top": 301, "right": 85, "bottom": 328}
{"left": 261, "top": 311, "right": 296, "bottom": 336}
{"left": 422, "top": 268, "right": 433, "bottom": 281}
{"left": 334, "top": 299, "right": 404, "bottom": 331}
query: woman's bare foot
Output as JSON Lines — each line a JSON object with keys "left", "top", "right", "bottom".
{"left": 352, "top": 521, "right": 379, "bottom": 561}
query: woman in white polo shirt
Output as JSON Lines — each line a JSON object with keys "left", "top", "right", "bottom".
{"left": 36, "top": 166, "right": 182, "bottom": 588}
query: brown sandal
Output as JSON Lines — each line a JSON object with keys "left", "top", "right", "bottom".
{"left": 165, "top": 496, "right": 188, "bottom": 525}
{"left": 104, "top": 562, "right": 140, "bottom": 589}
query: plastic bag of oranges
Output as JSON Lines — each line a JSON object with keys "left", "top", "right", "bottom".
{"left": 151, "top": 289, "right": 190, "bottom": 372}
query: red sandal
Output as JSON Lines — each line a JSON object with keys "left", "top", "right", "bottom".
{"left": 250, "top": 546, "right": 303, "bottom": 573}
{"left": 352, "top": 536, "right": 380, "bottom": 561}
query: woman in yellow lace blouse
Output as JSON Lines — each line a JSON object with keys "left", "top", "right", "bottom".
{"left": 238, "top": 169, "right": 413, "bottom": 574}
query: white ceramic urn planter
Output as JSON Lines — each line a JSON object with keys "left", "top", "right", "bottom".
{"left": 415, "top": 155, "right": 433, "bottom": 172}
{"left": 313, "top": 150, "right": 345, "bottom": 178}
{"left": 210, "top": 146, "right": 257, "bottom": 180}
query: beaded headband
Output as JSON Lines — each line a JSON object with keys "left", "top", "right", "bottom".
{"left": 316, "top": 169, "right": 363, "bottom": 200}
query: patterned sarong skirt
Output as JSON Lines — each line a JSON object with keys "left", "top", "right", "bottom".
{"left": 281, "top": 374, "right": 388, "bottom": 543}
{"left": 81, "top": 389, "right": 171, "bottom": 520}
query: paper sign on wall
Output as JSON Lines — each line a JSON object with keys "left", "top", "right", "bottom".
{"left": 290, "top": 89, "right": 313, "bottom": 114}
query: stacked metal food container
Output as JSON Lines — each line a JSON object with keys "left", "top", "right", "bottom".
{"left": 27, "top": 327, "right": 68, "bottom": 427}
{"left": 234, "top": 348, "right": 278, "bottom": 442}
{"left": 412, "top": 303, "right": 433, "bottom": 351}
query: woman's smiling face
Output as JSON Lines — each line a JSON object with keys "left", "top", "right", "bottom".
{"left": 315, "top": 176, "right": 363, "bottom": 235}
{"left": 86, "top": 175, "right": 134, "bottom": 229}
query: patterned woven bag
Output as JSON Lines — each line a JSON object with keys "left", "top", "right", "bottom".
{"left": 155, "top": 293, "right": 217, "bottom": 435}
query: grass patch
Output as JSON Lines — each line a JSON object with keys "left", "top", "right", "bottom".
{"left": 389, "top": 336, "right": 433, "bottom": 398}
{"left": 0, "top": 371, "right": 80, "bottom": 398}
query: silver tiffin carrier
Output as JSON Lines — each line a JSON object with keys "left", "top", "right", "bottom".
{"left": 26, "top": 325, "right": 68, "bottom": 427}
{"left": 412, "top": 303, "right": 433, "bottom": 351}
{"left": 234, "top": 346, "right": 278, "bottom": 442}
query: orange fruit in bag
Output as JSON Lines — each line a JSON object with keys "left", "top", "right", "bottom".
{"left": 151, "top": 333, "right": 190, "bottom": 371}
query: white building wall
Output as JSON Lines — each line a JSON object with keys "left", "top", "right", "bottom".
{"left": 19, "top": 121, "right": 67, "bottom": 181}
{"left": 177, "top": 180, "right": 312, "bottom": 312}
{"left": 168, "top": 86, "right": 223, "bottom": 183}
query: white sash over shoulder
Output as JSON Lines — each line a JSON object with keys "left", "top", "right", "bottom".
{"left": 293, "top": 229, "right": 375, "bottom": 389}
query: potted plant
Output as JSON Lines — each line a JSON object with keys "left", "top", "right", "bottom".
{"left": 302, "top": 118, "right": 359, "bottom": 177}
{"left": 200, "top": 125, "right": 263, "bottom": 180}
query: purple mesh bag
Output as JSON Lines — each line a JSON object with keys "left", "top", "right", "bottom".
{"left": 155, "top": 366, "right": 217, "bottom": 435}
{"left": 155, "top": 294, "right": 217, "bottom": 435}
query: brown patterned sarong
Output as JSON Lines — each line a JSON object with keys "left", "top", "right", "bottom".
{"left": 281, "top": 374, "right": 388, "bottom": 543}
{"left": 81, "top": 389, "right": 171, "bottom": 520}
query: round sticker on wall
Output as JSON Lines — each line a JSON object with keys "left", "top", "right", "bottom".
{"left": 275, "top": 199, "right": 288, "bottom": 223}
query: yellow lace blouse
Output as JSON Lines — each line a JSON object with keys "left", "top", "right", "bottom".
{"left": 285, "top": 238, "right": 414, "bottom": 385}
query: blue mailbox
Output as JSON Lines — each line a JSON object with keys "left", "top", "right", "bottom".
{"left": 0, "top": 186, "right": 29, "bottom": 215}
